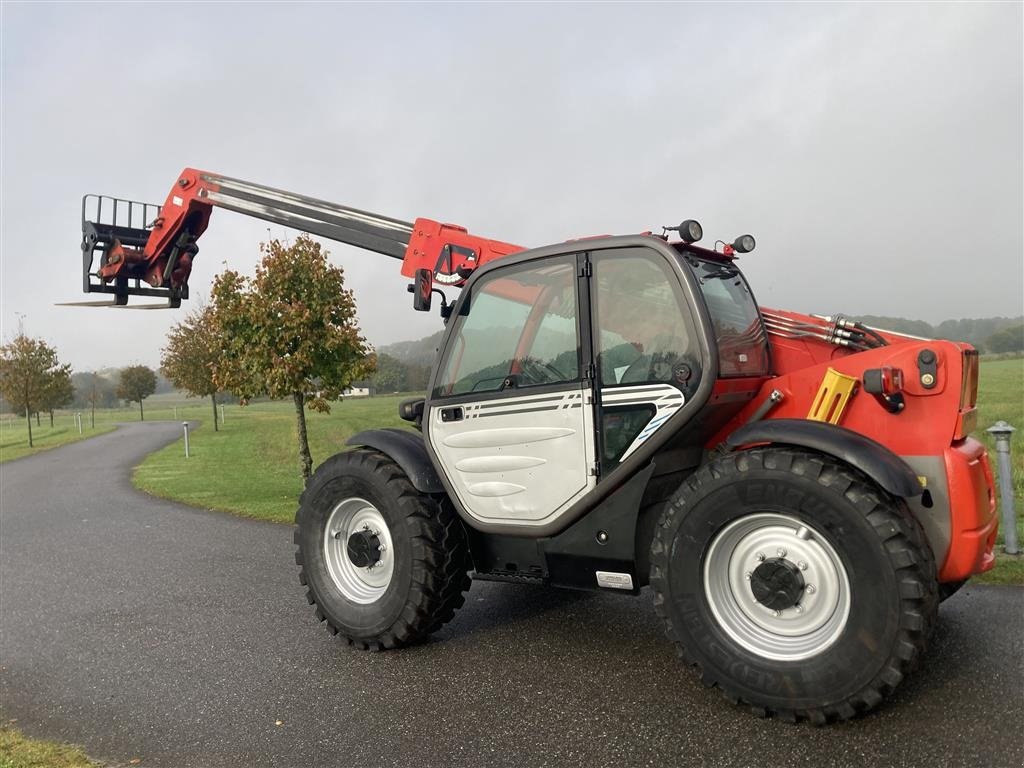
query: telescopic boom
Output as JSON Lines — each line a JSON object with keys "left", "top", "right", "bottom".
{"left": 77, "top": 168, "right": 523, "bottom": 308}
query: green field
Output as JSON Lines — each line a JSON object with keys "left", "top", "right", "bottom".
{"left": 133, "top": 395, "right": 409, "bottom": 522}
{"left": 972, "top": 357, "right": 1024, "bottom": 584}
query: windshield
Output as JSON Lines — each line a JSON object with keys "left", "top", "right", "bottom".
{"left": 684, "top": 257, "right": 770, "bottom": 377}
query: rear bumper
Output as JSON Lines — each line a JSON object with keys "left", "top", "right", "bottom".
{"left": 940, "top": 437, "right": 998, "bottom": 581}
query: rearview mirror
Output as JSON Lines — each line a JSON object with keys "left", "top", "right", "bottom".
{"left": 413, "top": 268, "right": 433, "bottom": 312}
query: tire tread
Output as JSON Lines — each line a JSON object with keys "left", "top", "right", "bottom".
{"left": 649, "top": 446, "right": 938, "bottom": 724}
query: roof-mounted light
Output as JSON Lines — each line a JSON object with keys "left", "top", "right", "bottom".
{"left": 732, "top": 234, "right": 756, "bottom": 254}
{"left": 663, "top": 219, "right": 702, "bottom": 243}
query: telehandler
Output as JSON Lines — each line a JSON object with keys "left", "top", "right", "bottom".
{"left": 76, "top": 169, "right": 998, "bottom": 722}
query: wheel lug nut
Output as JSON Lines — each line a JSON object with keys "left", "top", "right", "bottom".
{"left": 333, "top": 531, "right": 343, "bottom": 539}
{"left": 745, "top": 571, "right": 752, "bottom": 580}
{"left": 797, "top": 561, "right": 808, "bottom": 570}
{"left": 776, "top": 548, "right": 787, "bottom": 558}
{"left": 772, "top": 610, "right": 782, "bottom": 617}
{"left": 806, "top": 584, "right": 816, "bottom": 594}
{"left": 794, "top": 604, "right": 804, "bottom": 613}
{"left": 756, "top": 552, "right": 766, "bottom": 562}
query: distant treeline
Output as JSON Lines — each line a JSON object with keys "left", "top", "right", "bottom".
{"left": 853, "top": 316, "right": 1023, "bottom": 353}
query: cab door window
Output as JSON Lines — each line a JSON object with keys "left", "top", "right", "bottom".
{"left": 433, "top": 257, "right": 580, "bottom": 398}
{"left": 592, "top": 249, "right": 697, "bottom": 390}
{"left": 592, "top": 248, "right": 699, "bottom": 468}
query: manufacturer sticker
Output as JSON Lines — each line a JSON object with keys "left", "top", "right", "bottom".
{"left": 172, "top": 195, "right": 183, "bottom": 207}
{"left": 596, "top": 571, "right": 634, "bottom": 590}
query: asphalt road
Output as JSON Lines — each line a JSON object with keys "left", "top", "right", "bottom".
{"left": 2, "top": 423, "right": 1022, "bottom": 768}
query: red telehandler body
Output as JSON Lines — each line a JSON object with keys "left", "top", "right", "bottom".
{"left": 77, "top": 168, "right": 998, "bottom": 723}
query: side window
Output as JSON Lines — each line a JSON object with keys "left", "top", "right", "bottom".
{"left": 433, "top": 257, "right": 580, "bottom": 398}
{"left": 592, "top": 249, "right": 698, "bottom": 390}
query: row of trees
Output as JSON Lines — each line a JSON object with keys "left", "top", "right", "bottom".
{"left": 2, "top": 237, "right": 372, "bottom": 479}
{"left": 0, "top": 335, "right": 163, "bottom": 446}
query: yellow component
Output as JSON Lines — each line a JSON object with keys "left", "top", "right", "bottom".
{"left": 917, "top": 475, "right": 928, "bottom": 488}
{"left": 807, "top": 368, "right": 859, "bottom": 425}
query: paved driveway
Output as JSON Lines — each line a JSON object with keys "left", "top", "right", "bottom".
{"left": 2, "top": 422, "right": 1022, "bottom": 767}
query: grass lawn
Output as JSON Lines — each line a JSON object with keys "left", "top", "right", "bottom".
{"left": 0, "top": 727, "right": 97, "bottom": 768}
{"left": 133, "top": 395, "right": 410, "bottom": 523}
{"left": 971, "top": 357, "right": 1024, "bottom": 584}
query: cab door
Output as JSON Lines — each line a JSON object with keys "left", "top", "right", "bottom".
{"left": 426, "top": 254, "right": 597, "bottom": 531}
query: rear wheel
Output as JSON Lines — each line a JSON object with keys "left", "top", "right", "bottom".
{"left": 295, "top": 449, "right": 471, "bottom": 649}
{"left": 650, "top": 447, "right": 938, "bottom": 723}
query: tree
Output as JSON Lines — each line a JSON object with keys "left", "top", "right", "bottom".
{"left": 210, "top": 235, "right": 375, "bottom": 479}
{"left": 161, "top": 305, "right": 224, "bottom": 431}
{"left": 117, "top": 365, "right": 158, "bottom": 420}
{"left": 40, "top": 365, "right": 74, "bottom": 426}
{"left": 0, "top": 335, "right": 66, "bottom": 447}
{"left": 985, "top": 323, "right": 1024, "bottom": 354}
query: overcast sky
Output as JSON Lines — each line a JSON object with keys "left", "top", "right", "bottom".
{"left": 2, "top": 2, "right": 1021, "bottom": 371}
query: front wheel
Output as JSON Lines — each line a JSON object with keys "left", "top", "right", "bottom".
{"left": 650, "top": 448, "right": 938, "bottom": 723}
{"left": 295, "top": 448, "right": 471, "bottom": 650}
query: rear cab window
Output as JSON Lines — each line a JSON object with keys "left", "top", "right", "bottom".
{"left": 681, "top": 255, "right": 770, "bottom": 377}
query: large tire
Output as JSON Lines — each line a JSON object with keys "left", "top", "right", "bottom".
{"left": 295, "top": 448, "right": 471, "bottom": 649}
{"left": 650, "top": 447, "right": 938, "bottom": 723}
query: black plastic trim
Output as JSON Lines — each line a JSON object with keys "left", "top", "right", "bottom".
{"left": 346, "top": 428, "right": 444, "bottom": 494}
{"left": 725, "top": 419, "right": 923, "bottom": 498}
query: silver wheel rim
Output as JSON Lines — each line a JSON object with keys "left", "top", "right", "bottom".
{"left": 323, "top": 497, "right": 394, "bottom": 604}
{"left": 703, "top": 513, "right": 851, "bottom": 661}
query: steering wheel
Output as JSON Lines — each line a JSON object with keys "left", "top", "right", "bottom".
{"left": 518, "top": 358, "right": 567, "bottom": 385}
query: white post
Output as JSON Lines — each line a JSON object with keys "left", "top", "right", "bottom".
{"left": 76, "top": 413, "right": 83, "bottom": 434}
{"left": 220, "top": 404, "right": 225, "bottom": 424}
{"left": 183, "top": 421, "right": 190, "bottom": 458}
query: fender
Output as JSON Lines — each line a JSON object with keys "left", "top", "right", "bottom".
{"left": 346, "top": 428, "right": 444, "bottom": 494}
{"left": 725, "top": 419, "right": 922, "bottom": 498}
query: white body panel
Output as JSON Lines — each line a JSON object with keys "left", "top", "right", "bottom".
{"left": 428, "top": 388, "right": 597, "bottom": 528}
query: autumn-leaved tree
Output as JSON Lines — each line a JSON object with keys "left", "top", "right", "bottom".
{"left": 117, "top": 365, "right": 158, "bottom": 420}
{"left": 0, "top": 335, "right": 68, "bottom": 447}
{"left": 210, "top": 235, "right": 375, "bottom": 479}
{"left": 161, "top": 305, "right": 224, "bottom": 431}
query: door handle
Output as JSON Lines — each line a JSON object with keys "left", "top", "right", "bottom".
{"left": 440, "top": 407, "right": 464, "bottom": 423}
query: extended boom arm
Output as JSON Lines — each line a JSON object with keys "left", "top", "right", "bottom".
{"left": 78, "top": 168, "right": 524, "bottom": 308}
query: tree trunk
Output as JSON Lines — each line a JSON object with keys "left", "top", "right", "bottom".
{"left": 211, "top": 394, "right": 219, "bottom": 432}
{"left": 49, "top": 410, "right": 54, "bottom": 427}
{"left": 25, "top": 406, "right": 33, "bottom": 448}
{"left": 139, "top": 399, "right": 144, "bottom": 421}
{"left": 293, "top": 391, "right": 313, "bottom": 481}
{"left": 35, "top": 411, "right": 40, "bottom": 426}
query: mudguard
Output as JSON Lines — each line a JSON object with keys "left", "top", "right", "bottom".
{"left": 725, "top": 419, "right": 922, "bottom": 498}
{"left": 346, "top": 428, "right": 444, "bottom": 494}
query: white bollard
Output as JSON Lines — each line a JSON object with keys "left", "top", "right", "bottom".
{"left": 76, "top": 413, "right": 83, "bottom": 434}
{"left": 183, "top": 421, "right": 190, "bottom": 458}
{"left": 220, "top": 404, "right": 225, "bottom": 424}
